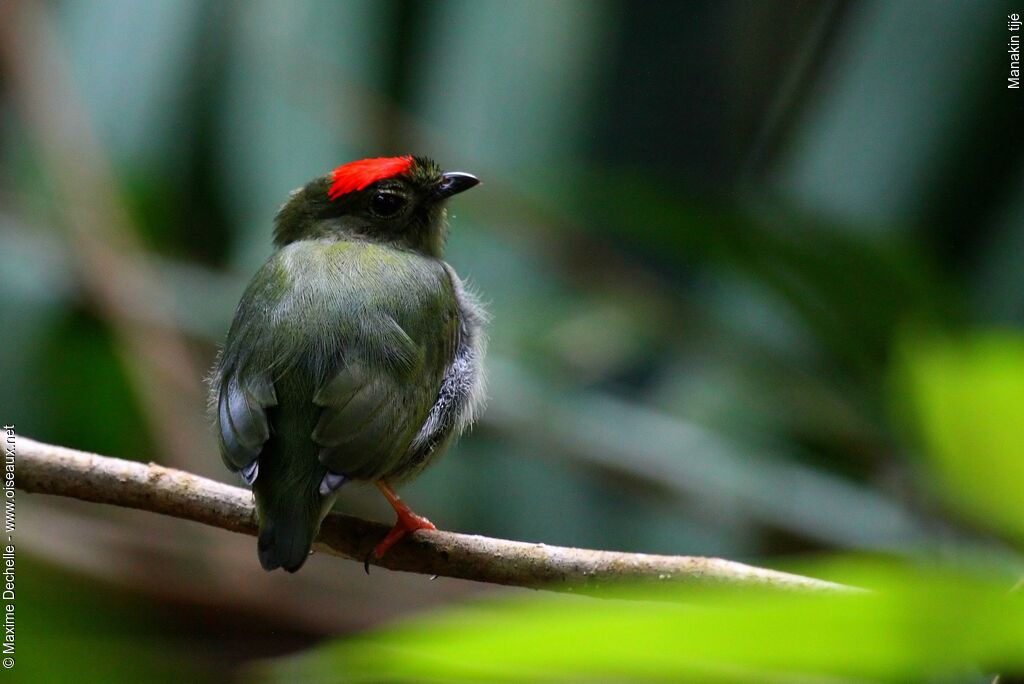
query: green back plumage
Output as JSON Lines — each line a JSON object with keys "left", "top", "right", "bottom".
{"left": 212, "top": 157, "right": 486, "bottom": 573}
{"left": 216, "top": 240, "right": 458, "bottom": 570}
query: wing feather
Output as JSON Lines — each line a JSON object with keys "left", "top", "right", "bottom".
{"left": 217, "top": 372, "right": 276, "bottom": 472}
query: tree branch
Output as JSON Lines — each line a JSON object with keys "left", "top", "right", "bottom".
{"left": 14, "top": 437, "right": 852, "bottom": 596}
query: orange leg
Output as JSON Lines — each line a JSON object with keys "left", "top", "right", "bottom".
{"left": 373, "top": 481, "right": 437, "bottom": 559}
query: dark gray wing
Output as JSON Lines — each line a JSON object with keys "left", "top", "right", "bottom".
{"left": 216, "top": 371, "right": 276, "bottom": 483}
{"left": 211, "top": 254, "right": 288, "bottom": 485}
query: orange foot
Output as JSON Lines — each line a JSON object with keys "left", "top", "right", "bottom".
{"left": 373, "top": 481, "right": 437, "bottom": 560}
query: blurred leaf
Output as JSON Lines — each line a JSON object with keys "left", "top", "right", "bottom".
{"left": 558, "top": 167, "right": 952, "bottom": 384}
{"left": 896, "top": 331, "right": 1024, "bottom": 542}
{"left": 258, "top": 559, "right": 1023, "bottom": 683}
{"left": 18, "top": 556, "right": 214, "bottom": 683}
{"left": 33, "top": 309, "right": 154, "bottom": 458}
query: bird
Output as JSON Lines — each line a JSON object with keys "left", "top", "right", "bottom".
{"left": 210, "top": 156, "right": 487, "bottom": 573}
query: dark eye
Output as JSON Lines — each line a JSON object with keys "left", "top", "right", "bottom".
{"left": 370, "top": 191, "right": 406, "bottom": 218}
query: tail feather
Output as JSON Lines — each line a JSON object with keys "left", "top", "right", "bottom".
{"left": 250, "top": 383, "right": 329, "bottom": 573}
{"left": 257, "top": 510, "right": 316, "bottom": 573}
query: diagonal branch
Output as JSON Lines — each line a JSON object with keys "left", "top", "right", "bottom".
{"left": 14, "top": 437, "right": 852, "bottom": 596}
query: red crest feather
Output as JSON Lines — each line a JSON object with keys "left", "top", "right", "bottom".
{"left": 328, "top": 156, "right": 415, "bottom": 201}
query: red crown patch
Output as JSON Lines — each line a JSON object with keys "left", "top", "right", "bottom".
{"left": 328, "top": 156, "right": 414, "bottom": 201}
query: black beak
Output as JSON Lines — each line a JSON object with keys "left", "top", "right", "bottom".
{"left": 435, "top": 172, "right": 480, "bottom": 199}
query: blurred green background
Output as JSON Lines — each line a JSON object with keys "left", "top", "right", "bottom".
{"left": 2, "top": 0, "right": 1023, "bottom": 681}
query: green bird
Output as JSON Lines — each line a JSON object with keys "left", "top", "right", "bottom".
{"left": 210, "top": 156, "right": 486, "bottom": 572}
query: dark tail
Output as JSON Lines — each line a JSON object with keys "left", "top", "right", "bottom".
{"left": 257, "top": 507, "right": 318, "bottom": 573}
{"left": 250, "top": 390, "right": 326, "bottom": 573}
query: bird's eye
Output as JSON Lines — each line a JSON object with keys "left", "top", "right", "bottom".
{"left": 370, "top": 191, "right": 406, "bottom": 218}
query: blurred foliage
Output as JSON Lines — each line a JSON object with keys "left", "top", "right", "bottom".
{"left": 2, "top": 0, "right": 1023, "bottom": 681}
{"left": 33, "top": 309, "right": 155, "bottom": 457}
{"left": 897, "top": 331, "right": 1024, "bottom": 543}
{"left": 16, "top": 557, "right": 214, "bottom": 683}
{"left": 260, "top": 560, "right": 1023, "bottom": 683}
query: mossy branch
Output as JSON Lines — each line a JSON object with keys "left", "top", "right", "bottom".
{"left": 14, "top": 437, "right": 852, "bottom": 596}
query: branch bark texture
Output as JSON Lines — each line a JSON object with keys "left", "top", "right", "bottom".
{"left": 14, "top": 437, "right": 851, "bottom": 596}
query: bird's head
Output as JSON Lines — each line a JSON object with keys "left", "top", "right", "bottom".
{"left": 272, "top": 156, "right": 479, "bottom": 257}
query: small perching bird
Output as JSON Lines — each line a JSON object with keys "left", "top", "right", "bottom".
{"left": 211, "top": 156, "right": 486, "bottom": 572}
